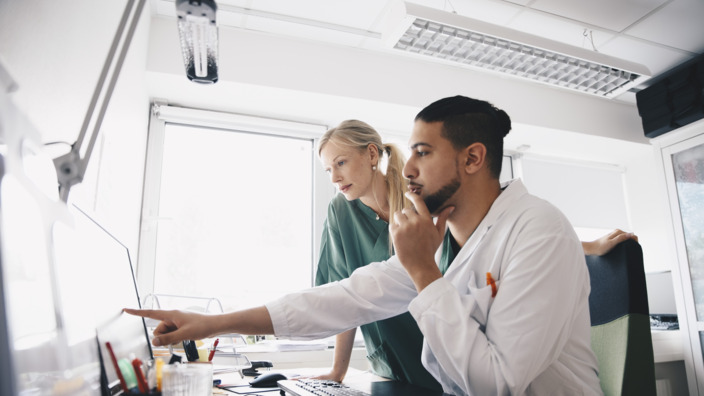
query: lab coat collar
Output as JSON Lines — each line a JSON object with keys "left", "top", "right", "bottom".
{"left": 442, "top": 178, "right": 526, "bottom": 277}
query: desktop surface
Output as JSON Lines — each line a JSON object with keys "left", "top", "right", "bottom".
{"left": 212, "top": 367, "right": 448, "bottom": 396}
{"left": 278, "top": 378, "right": 447, "bottom": 396}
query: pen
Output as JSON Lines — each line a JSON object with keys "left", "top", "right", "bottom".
{"left": 105, "top": 342, "right": 129, "bottom": 393}
{"left": 208, "top": 338, "right": 219, "bottom": 362}
{"left": 486, "top": 272, "right": 497, "bottom": 297}
{"left": 132, "top": 358, "right": 149, "bottom": 393}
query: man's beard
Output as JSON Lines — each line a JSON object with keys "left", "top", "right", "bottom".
{"left": 424, "top": 174, "right": 461, "bottom": 214}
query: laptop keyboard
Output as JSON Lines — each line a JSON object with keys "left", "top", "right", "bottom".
{"left": 280, "top": 379, "right": 371, "bottom": 396}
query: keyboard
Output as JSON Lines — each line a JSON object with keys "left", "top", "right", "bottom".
{"left": 278, "top": 379, "right": 370, "bottom": 396}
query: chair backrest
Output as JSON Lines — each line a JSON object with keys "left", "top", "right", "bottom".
{"left": 586, "top": 239, "right": 656, "bottom": 396}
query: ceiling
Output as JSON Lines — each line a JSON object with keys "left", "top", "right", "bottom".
{"left": 4, "top": 0, "right": 700, "bottom": 169}
{"left": 152, "top": 0, "right": 704, "bottom": 105}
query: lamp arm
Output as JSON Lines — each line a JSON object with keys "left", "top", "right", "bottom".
{"left": 53, "top": 0, "right": 146, "bottom": 202}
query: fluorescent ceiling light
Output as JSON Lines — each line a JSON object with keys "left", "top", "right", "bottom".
{"left": 176, "top": 0, "right": 219, "bottom": 84}
{"left": 385, "top": 2, "right": 651, "bottom": 98}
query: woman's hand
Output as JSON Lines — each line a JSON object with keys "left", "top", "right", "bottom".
{"left": 582, "top": 229, "right": 638, "bottom": 256}
{"left": 311, "top": 369, "right": 346, "bottom": 383}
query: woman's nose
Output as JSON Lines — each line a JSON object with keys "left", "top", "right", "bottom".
{"left": 330, "top": 169, "right": 341, "bottom": 183}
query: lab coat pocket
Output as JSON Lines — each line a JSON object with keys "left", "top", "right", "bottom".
{"left": 467, "top": 277, "right": 501, "bottom": 328}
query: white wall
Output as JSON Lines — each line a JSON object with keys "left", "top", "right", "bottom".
{"left": 0, "top": 1, "right": 151, "bottom": 258}
{"left": 67, "top": 9, "right": 152, "bottom": 256}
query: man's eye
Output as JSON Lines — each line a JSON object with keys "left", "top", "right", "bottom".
{"left": 416, "top": 151, "right": 428, "bottom": 157}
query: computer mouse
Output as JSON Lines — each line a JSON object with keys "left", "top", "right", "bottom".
{"left": 249, "top": 372, "right": 287, "bottom": 388}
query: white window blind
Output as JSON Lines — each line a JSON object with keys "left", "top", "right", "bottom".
{"left": 519, "top": 156, "right": 629, "bottom": 231}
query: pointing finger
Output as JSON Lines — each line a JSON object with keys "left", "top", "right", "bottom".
{"left": 123, "top": 308, "right": 168, "bottom": 321}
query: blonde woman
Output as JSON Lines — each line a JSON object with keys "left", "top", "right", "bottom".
{"left": 315, "top": 120, "right": 441, "bottom": 391}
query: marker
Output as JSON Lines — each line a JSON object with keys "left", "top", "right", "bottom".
{"left": 105, "top": 342, "right": 129, "bottom": 393}
{"left": 132, "top": 358, "right": 149, "bottom": 393}
{"left": 183, "top": 340, "right": 199, "bottom": 362}
{"left": 118, "top": 358, "right": 138, "bottom": 390}
{"left": 208, "top": 338, "right": 219, "bottom": 362}
{"left": 155, "top": 358, "right": 164, "bottom": 391}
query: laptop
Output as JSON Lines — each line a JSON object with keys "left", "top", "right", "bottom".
{"left": 277, "top": 378, "right": 447, "bottom": 396}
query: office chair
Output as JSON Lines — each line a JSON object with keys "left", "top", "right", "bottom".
{"left": 586, "top": 238, "right": 656, "bottom": 396}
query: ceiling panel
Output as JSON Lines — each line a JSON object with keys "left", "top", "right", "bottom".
{"left": 508, "top": 9, "right": 616, "bottom": 49}
{"left": 217, "top": 0, "right": 389, "bottom": 31}
{"left": 528, "top": 0, "right": 668, "bottom": 31}
{"left": 426, "top": 0, "right": 525, "bottom": 26}
{"left": 600, "top": 36, "right": 694, "bottom": 76}
{"left": 626, "top": 0, "right": 704, "bottom": 53}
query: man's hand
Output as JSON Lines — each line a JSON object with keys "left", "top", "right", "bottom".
{"left": 123, "top": 308, "right": 214, "bottom": 347}
{"left": 390, "top": 192, "right": 453, "bottom": 292}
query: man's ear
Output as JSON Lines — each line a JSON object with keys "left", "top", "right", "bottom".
{"left": 461, "top": 143, "right": 487, "bottom": 175}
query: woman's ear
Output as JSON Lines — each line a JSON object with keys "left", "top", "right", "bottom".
{"left": 462, "top": 143, "right": 487, "bottom": 175}
{"left": 368, "top": 143, "right": 379, "bottom": 166}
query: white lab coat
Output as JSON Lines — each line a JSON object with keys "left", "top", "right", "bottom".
{"left": 267, "top": 179, "right": 603, "bottom": 396}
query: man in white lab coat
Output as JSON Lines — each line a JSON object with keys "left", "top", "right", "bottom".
{"left": 126, "top": 95, "right": 603, "bottom": 395}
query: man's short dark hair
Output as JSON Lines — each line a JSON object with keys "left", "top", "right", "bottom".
{"left": 415, "top": 96, "right": 512, "bottom": 179}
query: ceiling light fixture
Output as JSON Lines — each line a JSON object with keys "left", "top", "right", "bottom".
{"left": 176, "top": 0, "right": 219, "bottom": 84}
{"left": 385, "top": 2, "right": 650, "bottom": 98}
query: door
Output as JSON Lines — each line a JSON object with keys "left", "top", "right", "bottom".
{"left": 662, "top": 126, "right": 704, "bottom": 395}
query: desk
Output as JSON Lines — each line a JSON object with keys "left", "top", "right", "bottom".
{"left": 652, "top": 329, "right": 684, "bottom": 363}
{"left": 221, "top": 346, "right": 369, "bottom": 371}
{"left": 211, "top": 367, "right": 383, "bottom": 395}
{"left": 651, "top": 330, "right": 688, "bottom": 396}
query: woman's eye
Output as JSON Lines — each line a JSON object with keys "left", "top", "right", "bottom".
{"left": 337, "top": 160, "right": 345, "bottom": 166}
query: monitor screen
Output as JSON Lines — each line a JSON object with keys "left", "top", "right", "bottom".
{"left": 645, "top": 270, "right": 678, "bottom": 316}
{"left": 1, "top": 134, "right": 102, "bottom": 394}
{"left": 52, "top": 205, "right": 153, "bottom": 394}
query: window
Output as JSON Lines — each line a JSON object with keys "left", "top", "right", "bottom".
{"left": 514, "top": 155, "right": 629, "bottom": 241}
{"left": 138, "top": 105, "right": 330, "bottom": 311}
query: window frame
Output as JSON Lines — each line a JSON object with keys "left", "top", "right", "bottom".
{"left": 135, "top": 104, "right": 333, "bottom": 299}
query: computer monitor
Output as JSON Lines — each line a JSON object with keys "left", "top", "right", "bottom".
{"left": 1, "top": 72, "right": 103, "bottom": 394}
{"left": 645, "top": 270, "right": 678, "bottom": 317}
{"left": 52, "top": 205, "right": 153, "bottom": 395}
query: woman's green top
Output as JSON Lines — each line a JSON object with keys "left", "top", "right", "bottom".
{"left": 315, "top": 194, "right": 441, "bottom": 391}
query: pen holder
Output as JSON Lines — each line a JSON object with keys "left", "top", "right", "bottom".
{"left": 162, "top": 363, "right": 213, "bottom": 396}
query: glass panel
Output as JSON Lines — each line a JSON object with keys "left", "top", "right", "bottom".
{"left": 152, "top": 124, "right": 314, "bottom": 311}
{"left": 672, "top": 142, "right": 704, "bottom": 320}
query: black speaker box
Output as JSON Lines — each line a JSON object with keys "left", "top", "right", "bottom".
{"left": 636, "top": 53, "right": 704, "bottom": 138}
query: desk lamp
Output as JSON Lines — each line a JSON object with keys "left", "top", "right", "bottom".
{"left": 53, "top": 0, "right": 146, "bottom": 201}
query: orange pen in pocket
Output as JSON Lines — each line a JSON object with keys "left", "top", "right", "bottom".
{"left": 486, "top": 272, "right": 497, "bottom": 297}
